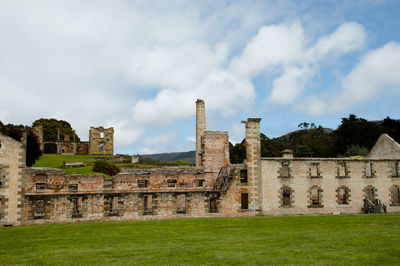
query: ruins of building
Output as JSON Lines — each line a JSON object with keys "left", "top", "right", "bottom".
{"left": 1, "top": 100, "right": 400, "bottom": 226}
{"left": 33, "top": 126, "right": 114, "bottom": 156}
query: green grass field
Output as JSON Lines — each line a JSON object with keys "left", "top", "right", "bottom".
{"left": 1, "top": 214, "right": 399, "bottom": 265}
{"left": 32, "top": 154, "right": 156, "bottom": 178}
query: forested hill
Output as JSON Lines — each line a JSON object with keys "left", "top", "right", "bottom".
{"left": 230, "top": 115, "right": 400, "bottom": 163}
{"left": 140, "top": 151, "right": 196, "bottom": 164}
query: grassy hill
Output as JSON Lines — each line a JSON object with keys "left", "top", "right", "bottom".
{"left": 1, "top": 214, "right": 399, "bottom": 265}
{"left": 33, "top": 154, "right": 155, "bottom": 178}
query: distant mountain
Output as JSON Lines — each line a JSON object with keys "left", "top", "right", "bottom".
{"left": 140, "top": 151, "right": 195, "bottom": 163}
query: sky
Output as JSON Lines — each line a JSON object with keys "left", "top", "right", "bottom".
{"left": 1, "top": 0, "right": 400, "bottom": 154}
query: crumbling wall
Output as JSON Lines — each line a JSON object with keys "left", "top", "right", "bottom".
{"left": 89, "top": 127, "right": 114, "bottom": 155}
{"left": 201, "top": 131, "right": 230, "bottom": 174}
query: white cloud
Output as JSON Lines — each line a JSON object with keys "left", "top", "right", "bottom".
{"left": 300, "top": 42, "right": 400, "bottom": 115}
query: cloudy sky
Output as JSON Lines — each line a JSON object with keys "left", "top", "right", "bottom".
{"left": 1, "top": 1, "right": 400, "bottom": 154}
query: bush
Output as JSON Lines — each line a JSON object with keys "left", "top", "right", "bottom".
{"left": 93, "top": 160, "right": 120, "bottom": 176}
{"left": 342, "top": 145, "right": 369, "bottom": 157}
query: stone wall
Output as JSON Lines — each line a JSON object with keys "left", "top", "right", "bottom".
{"left": 242, "top": 118, "right": 262, "bottom": 212}
{"left": 260, "top": 158, "right": 400, "bottom": 215}
{"left": 201, "top": 131, "right": 230, "bottom": 175}
{"left": 0, "top": 133, "right": 26, "bottom": 225}
{"left": 88, "top": 127, "right": 114, "bottom": 155}
{"left": 22, "top": 166, "right": 256, "bottom": 225}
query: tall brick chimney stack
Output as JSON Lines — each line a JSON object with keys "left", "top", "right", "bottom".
{"left": 196, "top": 99, "right": 206, "bottom": 167}
{"left": 242, "top": 118, "right": 262, "bottom": 212}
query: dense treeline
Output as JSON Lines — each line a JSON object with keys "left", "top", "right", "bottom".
{"left": 0, "top": 121, "right": 42, "bottom": 166}
{"left": 230, "top": 115, "right": 400, "bottom": 163}
{"left": 33, "top": 118, "right": 80, "bottom": 142}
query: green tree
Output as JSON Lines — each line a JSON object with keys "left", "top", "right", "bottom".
{"left": 0, "top": 122, "right": 42, "bottom": 166}
{"left": 33, "top": 118, "right": 80, "bottom": 142}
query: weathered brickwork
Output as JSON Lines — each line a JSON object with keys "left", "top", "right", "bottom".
{"left": 89, "top": 127, "right": 114, "bottom": 155}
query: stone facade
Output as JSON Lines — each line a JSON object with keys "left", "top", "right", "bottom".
{"left": 88, "top": 127, "right": 114, "bottom": 155}
{"left": 0, "top": 133, "right": 26, "bottom": 226}
{"left": 2, "top": 99, "right": 400, "bottom": 226}
{"left": 33, "top": 126, "right": 113, "bottom": 156}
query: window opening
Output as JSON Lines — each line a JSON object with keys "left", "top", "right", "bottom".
{"left": 167, "top": 179, "right": 176, "bottom": 187}
{"left": 99, "top": 142, "right": 105, "bottom": 152}
{"left": 338, "top": 187, "right": 349, "bottom": 204}
{"left": 365, "top": 162, "right": 372, "bottom": 178}
{"left": 138, "top": 180, "right": 148, "bottom": 188}
{"left": 72, "top": 196, "right": 82, "bottom": 217}
{"left": 144, "top": 195, "right": 153, "bottom": 213}
{"left": 197, "top": 179, "right": 204, "bottom": 187}
{"left": 68, "top": 184, "right": 78, "bottom": 191}
{"left": 311, "top": 187, "right": 321, "bottom": 206}
{"left": 282, "top": 188, "right": 291, "bottom": 207}
{"left": 100, "top": 132, "right": 104, "bottom": 138}
{"left": 34, "top": 199, "right": 45, "bottom": 217}
{"left": 280, "top": 162, "right": 289, "bottom": 178}
{"left": 35, "top": 183, "right": 46, "bottom": 190}
{"left": 177, "top": 194, "right": 186, "bottom": 213}
{"left": 240, "top": 170, "right": 248, "bottom": 183}
{"left": 241, "top": 193, "right": 249, "bottom": 210}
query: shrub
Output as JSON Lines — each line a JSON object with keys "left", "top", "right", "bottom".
{"left": 93, "top": 160, "right": 120, "bottom": 176}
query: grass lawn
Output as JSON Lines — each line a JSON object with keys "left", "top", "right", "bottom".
{"left": 32, "top": 154, "right": 156, "bottom": 178}
{"left": 1, "top": 214, "right": 399, "bottom": 265}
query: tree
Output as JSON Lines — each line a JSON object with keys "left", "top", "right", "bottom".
{"left": 0, "top": 122, "right": 42, "bottom": 166}
{"left": 33, "top": 118, "right": 80, "bottom": 142}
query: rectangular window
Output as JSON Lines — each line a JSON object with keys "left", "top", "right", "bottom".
{"left": 282, "top": 189, "right": 291, "bottom": 207}
{"left": 35, "top": 183, "right": 46, "bottom": 190}
{"left": 144, "top": 195, "right": 152, "bottom": 213}
{"left": 210, "top": 197, "right": 218, "bottom": 213}
{"left": 393, "top": 187, "right": 400, "bottom": 205}
{"left": 34, "top": 199, "right": 45, "bottom": 218}
{"left": 365, "top": 188, "right": 375, "bottom": 202}
{"left": 311, "top": 188, "right": 321, "bottom": 206}
{"left": 99, "top": 142, "right": 105, "bottom": 151}
{"left": 241, "top": 193, "right": 249, "bottom": 210}
{"left": 177, "top": 194, "right": 186, "bottom": 213}
{"left": 197, "top": 179, "right": 204, "bottom": 187}
{"left": 280, "top": 162, "right": 289, "bottom": 178}
{"left": 240, "top": 170, "right": 248, "bottom": 183}
{"left": 167, "top": 179, "right": 176, "bottom": 187}
{"left": 365, "top": 162, "right": 372, "bottom": 178}
{"left": 109, "top": 196, "right": 119, "bottom": 215}
{"left": 338, "top": 188, "right": 348, "bottom": 204}
{"left": 72, "top": 196, "right": 82, "bottom": 217}
{"left": 138, "top": 180, "right": 148, "bottom": 188}
{"left": 391, "top": 161, "right": 400, "bottom": 177}
{"left": 310, "top": 163, "right": 319, "bottom": 178}
{"left": 68, "top": 184, "right": 78, "bottom": 191}
{"left": 338, "top": 162, "right": 346, "bottom": 177}
{"left": 100, "top": 132, "right": 104, "bottom": 138}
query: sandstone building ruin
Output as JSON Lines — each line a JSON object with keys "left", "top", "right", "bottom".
{"left": 1, "top": 100, "right": 400, "bottom": 225}
{"left": 33, "top": 126, "right": 114, "bottom": 155}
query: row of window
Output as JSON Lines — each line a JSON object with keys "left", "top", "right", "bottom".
{"left": 265, "top": 185, "right": 400, "bottom": 208}
{"left": 34, "top": 179, "right": 206, "bottom": 191}
{"left": 278, "top": 161, "right": 400, "bottom": 178}
{"left": 33, "top": 194, "right": 189, "bottom": 218}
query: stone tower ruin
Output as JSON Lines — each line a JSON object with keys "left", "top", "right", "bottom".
{"left": 88, "top": 126, "right": 114, "bottom": 155}
{"left": 195, "top": 99, "right": 206, "bottom": 167}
